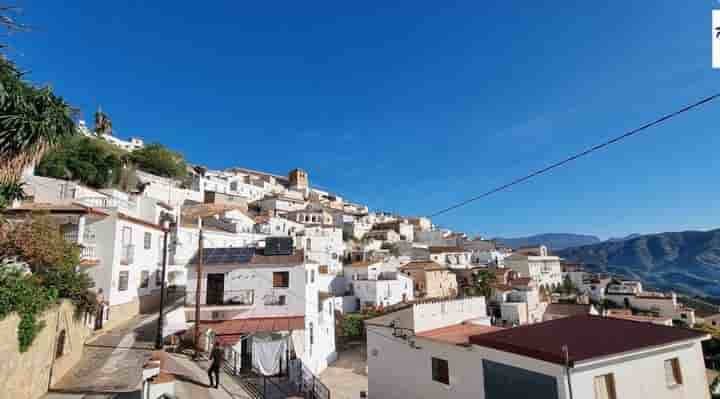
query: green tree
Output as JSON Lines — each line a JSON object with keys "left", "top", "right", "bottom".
{"left": 561, "top": 275, "right": 577, "bottom": 295}
{"left": 129, "top": 143, "right": 187, "bottom": 179}
{"left": 0, "top": 56, "right": 76, "bottom": 183}
{"left": 472, "top": 269, "right": 497, "bottom": 299}
{"left": 36, "top": 136, "right": 123, "bottom": 188}
{"left": 0, "top": 216, "right": 96, "bottom": 351}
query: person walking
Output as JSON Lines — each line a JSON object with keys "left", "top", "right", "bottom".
{"left": 208, "top": 340, "right": 223, "bottom": 389}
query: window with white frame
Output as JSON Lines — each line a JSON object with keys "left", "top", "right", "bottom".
{"left": 144, "top": 232, "right": 152, "bottom": 249}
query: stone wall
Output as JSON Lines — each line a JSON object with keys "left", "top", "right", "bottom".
{"left": 0, "top": 300, "right": 92, "bottom": 399}
{"left": 104, "top": 298, "right": 140, "bottom": 331}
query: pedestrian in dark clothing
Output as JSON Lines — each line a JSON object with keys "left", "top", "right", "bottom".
{"left": 208, "top": 341, "right": 223, "bottom": 388}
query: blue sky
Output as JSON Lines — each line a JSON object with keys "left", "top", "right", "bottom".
{"left": 8, "top": 1, "right": 720, "bottom": 239}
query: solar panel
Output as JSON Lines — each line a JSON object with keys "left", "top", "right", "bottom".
{"left": 191, "top": 247, "right": 255, "bottom": 265}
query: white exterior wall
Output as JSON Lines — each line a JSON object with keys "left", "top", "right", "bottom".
{"left": 413, "top": 297, "right": 488, "bottom": 333}
{"left": 505, "top": 256, "right": 562, "bottom": 288}
{"left": 571, "top": 341, "right": 709, "bottom": 399}
{"left": 367, "top": 325, "right": 570, "bottom": 399}
{"left": 351, "top": 274, "right": 414, "bottom": 308}
{"left": 108, "top": 218, "right": 165, "bottom": 306}
{"left": 297, "top": 226, "right": 344, "bottom": 273}
{"left": 302, "top": 263, "right": 337, "bottom": 374}
{"left": 185, "top": 264, "right": 306, "bottom": 318}
{"left": 368, "top": 326, "right": 708, "bottom": 399}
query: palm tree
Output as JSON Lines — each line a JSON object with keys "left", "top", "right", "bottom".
{"left": 0, "top": 56, "right": 76, "bottom": 183}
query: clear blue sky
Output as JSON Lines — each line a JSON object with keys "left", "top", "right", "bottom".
{"left": 8, "top": 1, "right": 720, "bottom": 239}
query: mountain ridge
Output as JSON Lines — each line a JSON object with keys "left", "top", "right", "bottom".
{"left": 493, "top": 233, "right": 601, "bottom": 251}
{"left": 556, "top": 228, "right": 720, "bottom": 298}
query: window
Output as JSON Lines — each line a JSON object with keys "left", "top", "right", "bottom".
{"left": 55, "top": 330, "right": 66, "bottom": 359}
{"left": 122, "top": 226, "right": 132, "bottom": 245}
{"left": 664, "top": 358, "right": 683, "bottom": 387}
{"left": 278, "top": 295, "right": 286, "bottom": 305}
{"left": 306, "top": 238, "right": 312, "bottom": 251}
{"left": 432, "top": 357, "right": 449, "bottom": 385}
{"left": 118, "top": 271, "right": 129, "bottom": 291}
{"left": 309, "top": 322, "right": 314, "bottom": 346}
{"left": 311, "top": 270, "right": 315, "bottom": 283}
{"left": 144, "top": 232, "right": 152, "bottom": 249}
{"left": 155, "top": 270, "right": 163, "bottom": 286}
{"left": 140, "top": 270, "right": 149, "bottom": 288}
{"left": 272, "top": 271, "right": 289, "bottom": 288}
{"left": 593, "top": 374, "right": 617, "bottom": 399}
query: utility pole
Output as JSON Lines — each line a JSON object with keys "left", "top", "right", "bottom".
{"left": 194, "top": 219, "right": 204, "bottom": 359}
{"left": 155, "top": 220, "right": 170, "bottom": 349}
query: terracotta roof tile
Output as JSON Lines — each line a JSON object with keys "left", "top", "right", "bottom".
{"left": 417, "top": 323, "right": 503, "bottom": 345}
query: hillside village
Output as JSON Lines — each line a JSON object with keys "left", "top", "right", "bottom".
{"left": 3, "top": 114, "right": 720, "bottom": 399}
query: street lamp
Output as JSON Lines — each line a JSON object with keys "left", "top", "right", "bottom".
{"left": 155, "top": 219, "right": 171, "bottom": 350}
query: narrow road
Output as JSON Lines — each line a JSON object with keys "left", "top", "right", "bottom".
{"left": 49, "top": 315, "right": 158, "bottom": 395}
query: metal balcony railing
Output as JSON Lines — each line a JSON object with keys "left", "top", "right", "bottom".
{"left": 80, "top": 244, "right": 98, "bottom": 260}
{"left": 77, "top": 196, "right": 136, "bottom": 212}
{"left": 184, "top": 289, "right": 254, "bottom": 306}
{"left": 120, "top": 244, "right": 135, "bottom": 265}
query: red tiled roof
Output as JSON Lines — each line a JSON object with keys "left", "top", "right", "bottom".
{"left": 203, "top": 316, "right": 305, "bottom": 345}
{"left": 417, "top": 323, "right": 503, "bottom": 345}
{"left": 469, "top": 315, "right": 708, "bottom": 365}
{"left": 400, "top": 260, "right": 447, "bottom": 271}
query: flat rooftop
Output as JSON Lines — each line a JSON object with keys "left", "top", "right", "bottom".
{"left": 417, "top": 322, "right": 502, "bottom": 345}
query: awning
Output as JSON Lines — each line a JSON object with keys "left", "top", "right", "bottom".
{"left": 202, "top": 316, "right": 305, "bottom": 345}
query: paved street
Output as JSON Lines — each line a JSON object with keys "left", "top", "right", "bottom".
{"left": 320, "top": 341, "right": 368, "bottom": 399}
{"left": 50, "top": 315, "right": 158, "bottom": 395}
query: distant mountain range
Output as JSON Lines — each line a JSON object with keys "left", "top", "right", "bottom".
{"left": 556, "top": 229, "right": 720, "bottom": 299}
{"left": 493, "top": 233, "right": 601, "bottom": 251}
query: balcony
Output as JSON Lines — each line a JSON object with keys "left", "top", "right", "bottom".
{"left": 120, "top": 244, "right": 135, "bottom": 265}
{"left": 80, "top": 244, "right": 98, "bottom": 260}
{"left": 76, "top": 196, "right": 136, "bottom": 212}
{"left": 184, "top": 290, "right": 254, "bottom": 307}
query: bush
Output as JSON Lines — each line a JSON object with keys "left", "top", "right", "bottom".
{"left": 129, "top": 143, "right": 187, "bottom": 179}
{"left": 0, "top": 216, "right": 97, "bottom": 350}
{"left": 37, "top": 135, "right": 123, "bottom": 189}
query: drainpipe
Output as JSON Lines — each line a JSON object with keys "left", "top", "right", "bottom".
{"left": 562, "top": 345, "right": 574, "bottom": 399}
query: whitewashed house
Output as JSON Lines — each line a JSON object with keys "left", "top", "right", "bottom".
{"left": 504, "top": 246, "right": 562, "bottom": 288}
{"left": 605, "top": 280, "right": 696, "bottom": 326}
{"left": 296, "top": 225, "right": 344, "bottom": 273}
{"left": 429, "top": 246, "right": 473, "bottom": 270}
{"left": 367, "top": 311, "right": 710, "bottom": 399}
{"left": 5, "top": 196, "right": 174, "bottom": 331}
{"left": 184, "top": 241, "right": 336, "bottom": 375}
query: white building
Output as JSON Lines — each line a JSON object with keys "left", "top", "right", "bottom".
{"left": 348, "top": 265, "right": 414, "bottom": 310}
{"left": 429, "top": 246, "right": 473, "bottom": 270}
{"left": 605, "top": 280, "right": 696, "bottom": 326}
{"left": 296, "top": 225, "right": 344, "bottom": 273}
{"left": 136, "top": 170, "right": 203, "bottom": 206}
{"left": 5, "top": 198, "right": 174, "bottom": 331}
{"left": 367, "top": 312, "right": 710, "bottom": 399}
{"left": 504, "top": 246, "right": 562, "bottom": 288}
{"left": 185, "top": 244, "right": 336, "bottom": 375}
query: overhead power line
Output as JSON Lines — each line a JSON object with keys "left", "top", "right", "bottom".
{"left": 428, "top": 93, "right": 720, "bottom": 218}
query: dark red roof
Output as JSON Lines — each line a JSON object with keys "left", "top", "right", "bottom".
{"left": 469, "top": 315, "right": 707, "bottom": 365}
